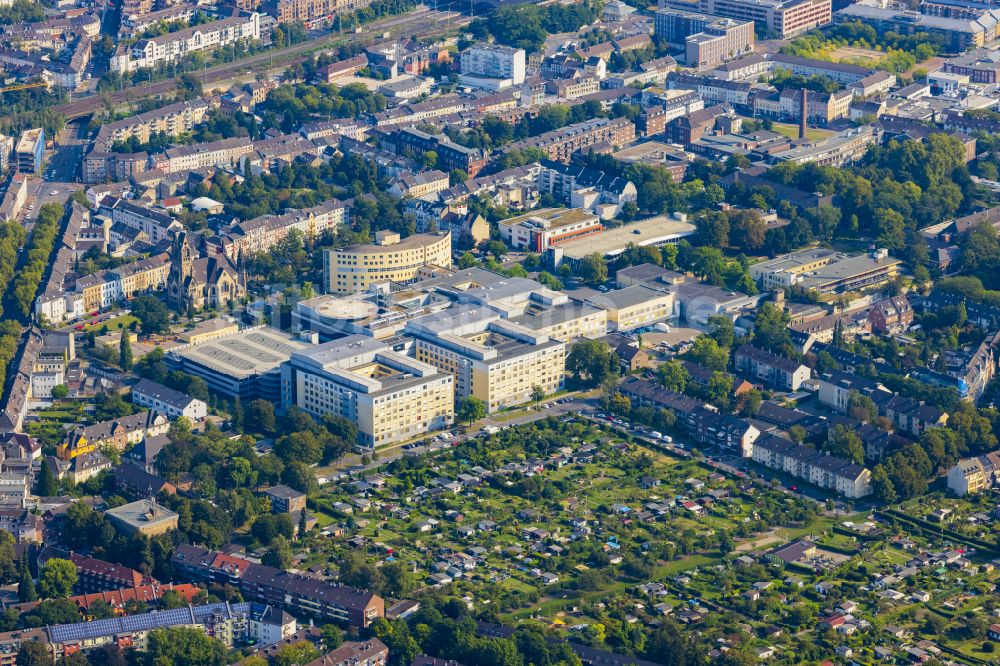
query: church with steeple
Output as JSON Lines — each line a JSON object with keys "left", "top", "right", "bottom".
{"left": 167, "top": 232, "right": 245, "bottom": 311}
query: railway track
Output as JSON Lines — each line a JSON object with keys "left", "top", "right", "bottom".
{"left": 55, "top": 7, "right": 467, "bottom": 119}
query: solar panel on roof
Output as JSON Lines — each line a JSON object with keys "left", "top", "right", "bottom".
{"left": 48, "top": 603, "right": 251, "bottom": 643}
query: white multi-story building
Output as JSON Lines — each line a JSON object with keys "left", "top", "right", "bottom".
{"left": 459, "top": 44, "right": 526, "bottom": 89}
{"left": 404, "top": 305, "right": 565, "bottom": 413}
{"left": 111, "top": 13, "right": 261, "bottom": 73}
{"left": 947, "top": 452, "right": 1000, "bottom": 496}
{"left": 282, "top": 335, "right": 454, "bottom": 448}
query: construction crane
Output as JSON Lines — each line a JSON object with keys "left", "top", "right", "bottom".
{"left": 0, "top": 81, "right": 48, "bottom": 95}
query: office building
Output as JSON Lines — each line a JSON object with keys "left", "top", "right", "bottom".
{"left": 585, "top": 285, "right": 676, "bottom": 332}
{"left": 323, "top": 231, "right": 452, "bottom": 295}
{"left": 655, "top": 8, "right": 755, "bottom": 68}
{"left": 836, "top": 1, "right": 1000, "bottom": 53}
{"left": 661, "top": 0, "right": 831, "bottom": 37}
{"left": 281, "top": 335, "right": 454, "bottom": 447}
{"left": 405, "top": 306, "right": 565, "bottom": 412}
{"left": 460, "top": 44, "right": 526, "bottom": 89}
{"left": 499, "top": 208, "right": 602, "bottom": 252}
{"left": 552, "top": 214, "right": 696, "bottom": 265}
{"left": 168, "top": 327, "right": 312, "bottom": 401}
{"left": 749, "top": 248, "right": 901, "bottom": 294}
{"left": 15, "top": 128, "right": 44, "bottom": 174}
{"left": 105, "top": 497, "right": 179, "bottom": 536}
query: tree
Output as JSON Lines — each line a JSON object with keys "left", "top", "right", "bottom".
{"left": 16, "top": 641, "right": 52, "bottom": 666}
{"left": 131, "top": 295, "right": 171, "bottom": 335}
{"left": 244, "top": 399, "right": 276, "bottom": 434}
{"left": 847, "top": 391, "right": 878, "bottom": 424}
{"left": 684, "top": 337, "right": 729, "bottom": 372}
{"left": 36, "top": 459, "right": 57, "bottom": 497}
{"left": 871, "top": 464, "right": 897, "bottom": 503}
{"left": 828, "top": 425, "right": 865, "bottom": 464}
{"left": 118, "top": 333, "right": 133, "bottom": 371}
{"left": 486, "top": 240, "right": 508, "bottom": 260}
{"left": 160, "top": 589, "right": 187, "bottom": 610}
{"left": 737, "top": 388, "right": 762, "bottom": 417}
{"left": 38, "top": 559, "right": 77, "bottom": 599}
{"left": 146, "top": 627, "right": 226, "bottom": 666}
{"left": 88, "top": 600, "right": 116, "bottom": 620}
{"left": 251, "top": 514, "right": 295, "bottom": 545}
{"left": 321, "top": 624, "right": 344, "bottom": 651}
{"left": 656, "top": 360, "right": 688, "bottom": 392}
{"left": 18, "top": 557, "right": 36, "bottom": 602}
{"left": 707, "top": 315, "right": 735, "bottom": 348}
{"left": 577, "top": 253, "right": 608, "bottom": 285}
{"left": 456, "top": 397, "right": 487, "bottom": 425}
{"left": 566, "top": 339, "right": 618, "bottom": 387}
{"left": 752, "top": 303, "right": 792, "bottom": 352}
{"left": 50, "top": 384, "right": 68, "bottom": 399}
{"left": 274, "top": 642, "right": 321, "bottom": 666}
{"left": 530, "top": 385, "right": 546, "bottom": 404}
{"left": 263, "top": 535, "right": 293, "bottom": 570}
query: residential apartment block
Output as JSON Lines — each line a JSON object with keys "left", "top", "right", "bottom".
{"left": 387, "top": 127, "right": 488, "bottom": 178}
{"left": 460, "top": 43, "right": 526, "bottom": 89}
{"left": 58, "top": 410, "right": 169, "bottom": 460}
{"left": 100, "top": 197, "right": 182, "bottom": 244}
{"left": 74, "top": 253, "right": 170, "bottom": 311}
{"left": 947, "top": 451, "right": 1000, "bottom": 496}
{"left": 275, "top": 0, "right": 373, "bottom": 29}
{"left": 323, "top": 231, "right": 452, "bottom": 295}
{"left": 281, "top": 334, "right": 454, "bottom": 447}
{"left": 752, "top": 434, "right": 872, "bottom": 498}
{"left": 172, "top": 544, "right": 384, "bottom": 626}
{"left": 505, "top": 118, "right": 636, "bottom": 162}
{"left": 110, "top": 13, "right": 260, "bottom": 73}
{"left": 734, "top": 345, "right": 811, "bottom": 391}
{"left": 132, "top": 378, "right": 207, "bottom": 421}
{"left": 153, "top": 137, "right": 254, "bottom": 173}
{"left": 221, "top": 198, "right": 348, "bottom": 260}
{"left": 536, "top": 161, "right": 638, "bottom": 219}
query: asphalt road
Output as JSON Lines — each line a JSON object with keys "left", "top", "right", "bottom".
{"left": 54, "top": 7, "right": 468, "bottom": 119}
{"left": 314, "top": 394, "right": 596, "bottom": 480}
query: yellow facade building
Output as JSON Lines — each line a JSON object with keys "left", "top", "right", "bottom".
{"left": 324, "top": 231, "right": 452, "bottom": 295}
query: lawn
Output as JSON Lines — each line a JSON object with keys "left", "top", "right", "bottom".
{"left": 769, "top": 122, "right": 836, "bottom": 142}
{"left": 84, "top": 314, "right": 139, "bottom": 333}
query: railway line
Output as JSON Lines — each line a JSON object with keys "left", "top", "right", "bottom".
{"left": 54, "top": 7, "right": 467, "bottom": 119}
